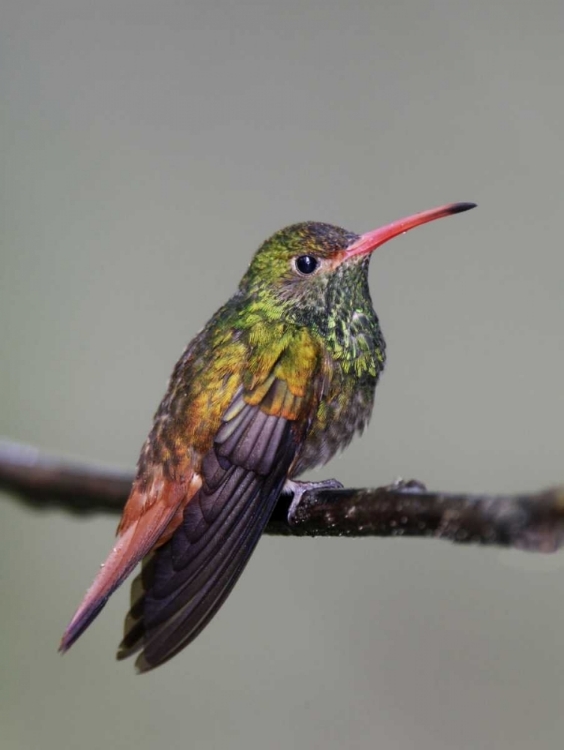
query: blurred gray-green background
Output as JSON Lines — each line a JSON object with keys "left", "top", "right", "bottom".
{"left": 2, "top": 2, "right": 564, "bottom": 749}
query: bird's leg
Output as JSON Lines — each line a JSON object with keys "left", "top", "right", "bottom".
{"left": 283, "top": 477, "right": 344, "bottom": 524}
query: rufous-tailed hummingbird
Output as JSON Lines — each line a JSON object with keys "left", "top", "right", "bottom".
{"left": 60, "top": 201, "right": 476, "bottom": 671}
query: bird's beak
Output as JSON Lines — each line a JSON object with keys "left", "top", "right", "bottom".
{"left": 343, "top": 202, "right": 476, "bottom": 261}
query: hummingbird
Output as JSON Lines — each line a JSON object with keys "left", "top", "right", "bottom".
{"left": 60, "top": 201, "right": 475, "bottom": 671}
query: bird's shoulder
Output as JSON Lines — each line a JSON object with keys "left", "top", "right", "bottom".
{"left": 139, "top": 303, "right": 327, "bottom": 470}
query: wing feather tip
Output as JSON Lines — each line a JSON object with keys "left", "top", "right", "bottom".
{"left": 116, "top": 643, "right": 139, "bottom": 661}
{"left": 134, "top": 653, "right": 155, "bottom": 674}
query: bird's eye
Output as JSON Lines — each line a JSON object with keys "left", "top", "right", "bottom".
{"left": 295, "top": 255, "right": 319, "bottom": 275}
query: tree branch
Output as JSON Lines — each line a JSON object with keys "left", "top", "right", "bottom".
{"left": 1, "top": 438, "right": 564, "bottom": 551}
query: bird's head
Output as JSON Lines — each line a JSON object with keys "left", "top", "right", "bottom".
{"left": 238, "top": 202, "right": 476, "bottom": 328}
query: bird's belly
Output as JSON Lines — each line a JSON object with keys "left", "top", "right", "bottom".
{"left": 292, "top": 373, "right": 377, "bottom": 476}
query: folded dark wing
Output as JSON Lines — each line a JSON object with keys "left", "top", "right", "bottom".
{"left": 117, "top": 388, "right": 300, "bottom": 672}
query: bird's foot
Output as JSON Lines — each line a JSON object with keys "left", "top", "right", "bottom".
{"left": 385, "top": 477, "right": 427, "bottom": 492}
{"left": 283, "top": 478, "right": 344, "bottom": 524}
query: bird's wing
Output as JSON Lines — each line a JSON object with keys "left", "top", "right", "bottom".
{"left": 118, "top": 331, "right": 323, "bottom": 671}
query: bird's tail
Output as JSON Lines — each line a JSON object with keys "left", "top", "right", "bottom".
{"left": 59, "top": 479, "right": 189, "bottom": 652}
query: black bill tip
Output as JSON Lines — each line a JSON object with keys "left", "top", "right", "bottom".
{"left": 448, "top": 202, "right": 477, "bottom": 215}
